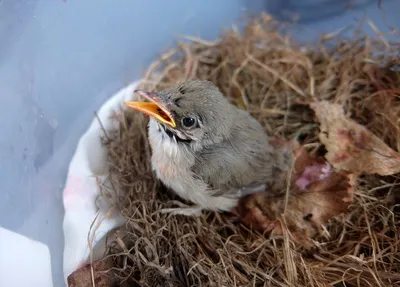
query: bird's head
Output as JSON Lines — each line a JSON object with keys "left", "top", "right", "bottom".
{"left": 125, "top": 80, "right": 234, "bottom": 148}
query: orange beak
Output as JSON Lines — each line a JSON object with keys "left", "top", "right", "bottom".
{"left": 124, "top": 90, "right": 176, "bottom": 128}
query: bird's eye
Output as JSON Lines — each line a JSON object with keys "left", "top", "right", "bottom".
{"left": 181, "top": 117, "right": 196, "bottom": 128}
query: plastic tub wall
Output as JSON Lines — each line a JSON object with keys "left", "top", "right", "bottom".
{"left": 0, "top": 1, "right": 398, "bottom": 286}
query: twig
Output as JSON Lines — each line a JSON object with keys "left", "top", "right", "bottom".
{"left": 95, "top": 111, "right": 109, "bottom": 139}
{"left": 367, "top": 19, "right": 390, "bottom": 49}
{"left": 143, "top": 48, "right": 177, "bottom": 82}
{"left": 247, "top": 53, "right": 306, "bottom": 97}
{"left": 179, "top": 35, "right": 218, "bottom": 46}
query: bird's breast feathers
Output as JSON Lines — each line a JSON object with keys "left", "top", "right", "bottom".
{"left": 148, "top": 120, "right": 191, "bottom": 188}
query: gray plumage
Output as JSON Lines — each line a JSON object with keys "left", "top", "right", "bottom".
{"left": 142, "top": 80, "right": 283, "bottom": 215}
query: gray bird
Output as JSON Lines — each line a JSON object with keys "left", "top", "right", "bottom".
{"left": 125, "top": 80, "right": 282, "bottom": 216}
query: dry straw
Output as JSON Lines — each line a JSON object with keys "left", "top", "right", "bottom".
{"left": 101, "top": 14, "right": 400, "bottom": 287}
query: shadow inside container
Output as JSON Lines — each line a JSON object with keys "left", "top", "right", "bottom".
{"left": 265, "top": 0, "right": 379, "bottom": 23}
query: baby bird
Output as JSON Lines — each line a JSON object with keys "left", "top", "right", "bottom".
{"left": 125, "top": 80, "right": 279, "bottom": 216}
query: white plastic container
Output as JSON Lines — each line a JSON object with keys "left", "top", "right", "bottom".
{"left": 0, "top": 1, "right": 398, "bottom": 286}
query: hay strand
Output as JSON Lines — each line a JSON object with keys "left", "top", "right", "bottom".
{"left": 98, "top": 14, "right": 400, "bottom": 287}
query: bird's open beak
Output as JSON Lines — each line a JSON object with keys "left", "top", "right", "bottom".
{"left": 124, "top": 90, "right": 176, "bottom": 128}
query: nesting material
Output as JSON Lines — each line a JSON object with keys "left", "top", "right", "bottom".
{"left": 98, "top": 14, "right": 399, "bottom": 287}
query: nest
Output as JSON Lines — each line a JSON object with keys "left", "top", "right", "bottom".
{"left": 100, "top": 14, "right": 400, "bottom": 287}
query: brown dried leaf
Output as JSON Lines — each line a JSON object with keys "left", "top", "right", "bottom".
{"left": 230, "top": 86, "right": 247, "bottom": 110}
{"left": 311, "top": 101, "right": 400, "bottom": 176}
{"left": 67, "top": 259, "right": 113, "bottom": 287}
{"left": 67, "top": 258, "right": 134, "bottom": 287}
{"left": 236, "top": 145, "right": 355, "bottom": 247}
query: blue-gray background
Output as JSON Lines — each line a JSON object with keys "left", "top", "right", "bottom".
{"left": 0, "top": 1, "right": 398, "bottom": 286}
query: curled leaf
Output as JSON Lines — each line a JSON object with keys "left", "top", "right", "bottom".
{"left": 311, "top": 101, "right": 400, "bottom": 176}
{"left": 236, "top": 145, "right": 355, "bottom": 247}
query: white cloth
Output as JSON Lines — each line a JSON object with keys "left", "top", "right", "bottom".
{"left": 62, "top": 81, "right": 140, "bottom": 283}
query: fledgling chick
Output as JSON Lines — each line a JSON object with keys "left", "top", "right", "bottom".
{"left": 125, "top": 80, "right": 281, "bottom": 216}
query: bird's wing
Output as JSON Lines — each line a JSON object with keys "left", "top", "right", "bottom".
{"left": 192, "top": 132, "right": 273, "bottom": 197}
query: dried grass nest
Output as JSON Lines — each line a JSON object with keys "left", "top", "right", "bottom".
{"left": 100, "top": 14, "right": 399, "bottom": 287}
